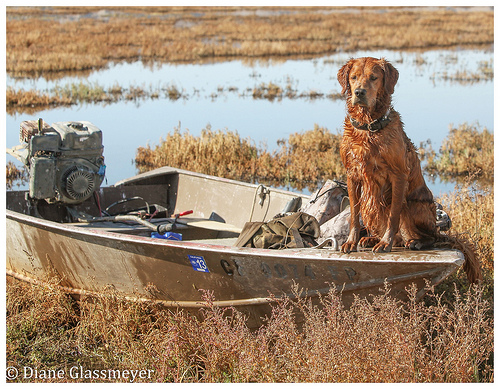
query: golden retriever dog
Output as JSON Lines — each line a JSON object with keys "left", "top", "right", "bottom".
{"left": 337, "top": 57, "right": 481, "bottom": 283}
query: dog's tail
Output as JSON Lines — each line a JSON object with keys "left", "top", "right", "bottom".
{"left": 435, "top": 232, "right": 482, "bottom": 283}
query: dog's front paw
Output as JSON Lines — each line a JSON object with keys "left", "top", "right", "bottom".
{"left": 372, "top": 240, "right": 393, "bottom": 253}
{"left": 359, "top": 236, "right": 379, "bottom": 248}
{"left": 341, "top": 241, "right": 358, "bottom": 253}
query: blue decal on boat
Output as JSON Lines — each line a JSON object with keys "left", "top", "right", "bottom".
{"left": 188, "top": 255, "right": 209, "bottom": 273}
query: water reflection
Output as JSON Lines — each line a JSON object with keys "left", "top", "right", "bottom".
{"left": 6, "top": 49, "right": 493, "bottom": 196}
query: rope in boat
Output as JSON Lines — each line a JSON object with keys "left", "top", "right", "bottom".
{"left": 249, "top": 184, "right": 271, "bottom": 222}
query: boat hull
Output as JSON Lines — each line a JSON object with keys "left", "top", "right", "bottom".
{"left": 6, "top": 166, "right": 465, "bottom": 328}
{"left": 6, "top": 209, "right": 464, "bottom": 328}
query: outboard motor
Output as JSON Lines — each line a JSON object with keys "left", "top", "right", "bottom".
{"left": 8, "top": 118, "right": 105, "bottom": 204}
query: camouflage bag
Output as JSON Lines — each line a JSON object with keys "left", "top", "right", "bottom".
{"left": 234, "top": 212, "right": 320, "bottom": 249}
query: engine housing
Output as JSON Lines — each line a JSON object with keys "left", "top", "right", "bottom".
{"left": 14, "top": 119, "right": 105, "bottom": 204}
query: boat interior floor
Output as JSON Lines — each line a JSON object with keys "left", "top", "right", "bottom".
{"left": 68, "top": 217, "right": 242, "bottom": 243}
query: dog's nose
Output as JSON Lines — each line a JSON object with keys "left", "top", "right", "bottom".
{"left": 354, "top": 88, "right": 366, "bottom": 98}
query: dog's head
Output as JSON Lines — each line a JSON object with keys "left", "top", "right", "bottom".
{"left": 337, "top": 57, "right": 399, "bottom": 113}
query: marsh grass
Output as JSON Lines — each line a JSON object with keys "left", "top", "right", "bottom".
{"left": 135, "top": 124, "right": 345, "bottom": 191}
{"left": 420, "top": 123, "right": 493, "bottom": 184}
{"left": 6, "top": 162, "right": 28, "bottom": 189}
{"left": 135, "top": 122, "right": 493, "bottom": 194}
{"left": 5, "top": 7, "right": 493, "bottom": 114}
{"left": 7, "top": 79, "right": 342, "bottom": 114}
{"left": 6, "top": 277, "right": 493, "bottom": 383}
{"left": 432, "top": 59, "right": 494, "bottom": 84}
{"left": 6, "top": 82, "right": 189, "bottom": 114}
{"left": 135, "top": 125, "right": 261, "bottom": 184}
{"left": 251, "top": 82, "right": 284, "bottom": 101}
{"left": 6, "top": 87, "right": 73, "bottom": 114}
{"left": 6, "top": 7, "right": 493, "bottom": 79}
{"left": 436, "top": 178, "right": 494, "bottom": 272}
{"left": 270, "top": 125, "right": 345, "bottom": 190}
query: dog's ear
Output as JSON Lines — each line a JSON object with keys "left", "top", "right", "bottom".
{"left": 337, "top": 59, "right": 355, "bottom": 95}
{"left": 379, "top": 59, "right": 399, "bottom": 95}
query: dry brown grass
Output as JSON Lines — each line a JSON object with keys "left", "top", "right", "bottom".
{"left": 6, "top": 162, "right": 28, "bottom": 189}
{"left": 6, "top": 82, "right": 188, "bottom": 115}
{"left": 420, "top": 123, "right": 493, "bottom": 184}
{"left": 135, "top": 121, "right": 494, "bottom": 194}
{"left": 6, "top": 7, "right": 493, "bottom": 79}
{"left": 268, "top": 125, "right": 345, "bottom": 190}
{"left": 135, "top": 124, "right": 345, "bottom": 191}
{"left": 135, "top": 125, "right": 262, "bottom": 184}
{"left": 6, "top": 79, "right": 342, "bottom": 114}
{"left": 6, "top": 277, "right": 493, "bottom": 383}
{"left": 434, "top": 61, "right": 494, "bottom": 83}
{"left": 6, "top": 86, "right": 73, "bottom": 113}
{"left": 436, "top": 178, "right": 493, "bottom": 273}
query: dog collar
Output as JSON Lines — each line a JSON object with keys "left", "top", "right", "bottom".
{"left": 349, "top": 109, "right": 392, "bottom": 132}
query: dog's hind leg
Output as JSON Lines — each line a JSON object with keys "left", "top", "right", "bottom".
{"left": 400, "top": 200, "right": 437, "bottom": 250}
{"left": 405, "top": 237, "right": 436, "bottom": 250}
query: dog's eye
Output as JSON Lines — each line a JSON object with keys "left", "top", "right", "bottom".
{"left": 370, "top": 75, "right": 378, "bottom": 81}
{"left": 351, "top": 75, "right": 357, "bottom": 80}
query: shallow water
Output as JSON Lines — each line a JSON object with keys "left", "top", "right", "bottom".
{"left": 6, "top": 48, "right": 493, "bottom": 196}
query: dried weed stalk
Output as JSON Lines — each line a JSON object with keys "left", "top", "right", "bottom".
{"left": 6, "top": 277, "right": 493, "bottom": 383}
